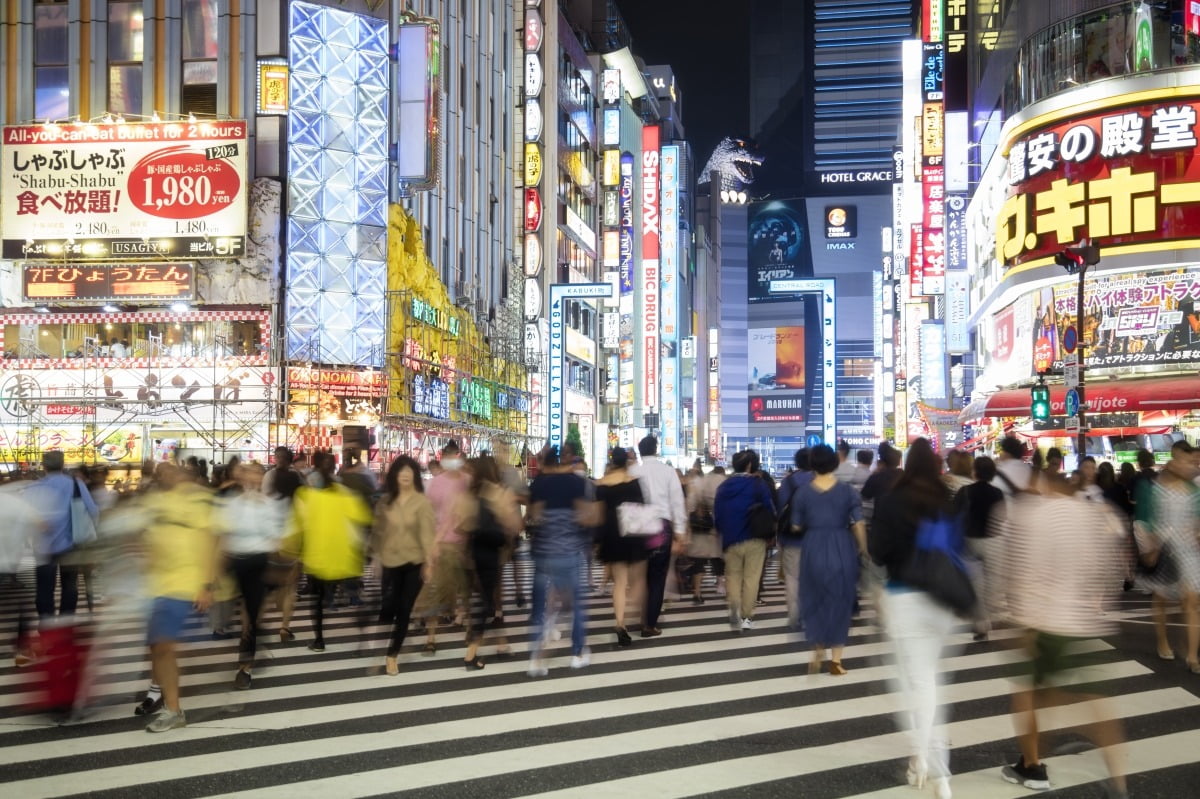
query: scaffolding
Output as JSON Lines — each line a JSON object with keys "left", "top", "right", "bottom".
{"left": 0, "top": 308, "right": 280, "bottom": 472}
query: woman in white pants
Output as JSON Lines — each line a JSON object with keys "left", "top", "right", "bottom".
{"left": 869, "top": 438, "right": 961, "bottom": 799}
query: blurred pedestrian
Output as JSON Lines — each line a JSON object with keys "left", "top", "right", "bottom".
{"left": 993, "top": 436, "right": 1032, "bottom": 497}
{"left": 26, "top": 451, "right": 97, "bottom": 623}
{"left": 287, "top": 452, "right": 372, "bottom": 652}
{"left": 790, "top": 443, "right": 866, "bottom": 675}
{"left": 776, "top": 449, "right": 813, "bottom": 629}
{"left": 715, "top": 449, "right": 774, "bottom": 632}
{"left": 954, "top": 456, "right": 1006, "bottom": 639}
{"left": 870, "top": 438, "right": 962, "bottom": 799}
{"left": 1097, "top": 461, "right": 1133, "bottom": 518}
{"left": 462, "top": 456, "right": 521, "bottom": 669}
{"left": 942, "top": 450, "right": 973, "bottom": 498}
{"left": 684, "top": 464, "right": 726, "bottom": 605}
{"left": 371, "top": 456, "right": 434, "bottom": 675}
{"left": 420, "top": 440, "right": 472, "bottom": 653}
{"left": 217, "top": 462, "right": 284, "bottom": 689}
{"left": 139, "top": 463, "right": 219, "bottom": 732}
{"left": 861, "top": 443, "right": 903, "bottom": 524}
{"left": 999, "top": 462, "right": 1128, "bottom": 795}
{"left": 596, "top": 447, "right": 651, "bottom": 646}
{"left": 527, "top": 445, "right": 597, "bottom": 675}
{"left": 1133, "top": 440, "right": 1200, "bottom": 670}
{"left": 629, "top": 436, "right": 687, "bottom": 637}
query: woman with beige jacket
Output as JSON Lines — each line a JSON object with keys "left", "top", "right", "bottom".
{"left": 372, "top": 455, "right": 436, "bottom": 675}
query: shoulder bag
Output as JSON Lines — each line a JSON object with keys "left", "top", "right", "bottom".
{"left": 70, "top": 479, "right": 98, "bottom": 548}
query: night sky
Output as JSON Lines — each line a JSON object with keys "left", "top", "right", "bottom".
{"left": 614, "top": 0, "right": 752, "bottom": 169}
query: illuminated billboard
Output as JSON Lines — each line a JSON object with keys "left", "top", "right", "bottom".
{"left": 747, "top": 326, "right": 806, "bottom": 392}
{"left": 748, "top": 200, "right": 812, "bottom": 303}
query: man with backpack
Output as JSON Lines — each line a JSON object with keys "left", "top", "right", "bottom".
{"left": 776, "top": 449, "right": 813, "bottom": 629}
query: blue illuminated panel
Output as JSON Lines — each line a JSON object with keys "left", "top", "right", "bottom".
{"left": 286, "top": 1, "right": 389, "bottom": 366}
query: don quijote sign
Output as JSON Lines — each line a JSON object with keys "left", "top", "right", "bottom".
{"left": 1, "top": 120, "right": 248, "bottom": 261}
{"left": 996, "top": 98, "right": 1200, "bottom": 268}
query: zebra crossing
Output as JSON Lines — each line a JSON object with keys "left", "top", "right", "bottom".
{"left": 0, "top": 563, "right": 1198, "bottom": 799}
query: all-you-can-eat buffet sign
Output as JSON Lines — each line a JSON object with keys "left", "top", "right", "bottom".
{"left": 1, "top": 120, "right": 248, "bottom": 261}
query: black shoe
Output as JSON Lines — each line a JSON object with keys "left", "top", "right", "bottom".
{"left": 640, "top": 627, "right": 662, "bottom": 638}
{"left": 464, "top": 658, "right": 485, "bottom": 671}
{"left": 134, "top": 695, "right": 163, "bottom": 716}
{"left": 615, "top": 627, "right": 633, "bottom": 647}
{"left": 692, "top": 595, "right": 705, "bottom": 605}
{"left": 308, "top": 639, "right": 326, "bottom": 652}
{"left": 279, "top": 628, "right": 295, "bottom": 643}
{"left": 211, "top": 630, "right": 234, "bottom": 640}
{"left": 234, "top": 669, "right": 252, "bottom": 690}
{"left": 1001, "top": 756, "right": 1051, "bottom": 791}
{"left": 516, "top": 594, "right": 526, "bottom": 608}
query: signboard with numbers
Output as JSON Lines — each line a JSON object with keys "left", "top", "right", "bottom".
{"left": 997, "top": 98, "right": 1200, "bottom": 268}
{"left": 1, "top": 121, "right": 248, "bottom": 260}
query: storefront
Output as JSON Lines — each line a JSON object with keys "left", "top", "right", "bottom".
{"left": 964, "top": 68, "right": 1200, "bottom": 454}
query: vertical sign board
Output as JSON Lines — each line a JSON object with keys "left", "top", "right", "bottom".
{"left": 618, "top": 153, "right": 636, "bottom": 430}
{"left": 660, "top": 144, "right": 680, "bottom": 453}
{"left": 920, "top": 42, "right": 946, "bottom": 296}
{"left": 548, "top": 283, "right": 614, "bottom": 448}
{"left": 640, "top": 125, "right": 661, "bottom": 413}
{"left": 766, "top": 278, "right": 839, "bottom": 445}
{"left": 945, "top": 269, "right": 970, "bottom": 353}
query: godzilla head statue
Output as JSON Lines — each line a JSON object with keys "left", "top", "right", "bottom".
{"left": 698, "top": 137, "right": 763, "bottom": 193}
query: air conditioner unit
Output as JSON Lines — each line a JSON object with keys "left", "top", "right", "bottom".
{"left": 454, "top": 281, "right": 476, "bottom": 306}
{"left": 474, "top": 298, "right": 488, "bottom": 318}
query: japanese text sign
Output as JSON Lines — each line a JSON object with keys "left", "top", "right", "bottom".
{"left": 22, "top": 261, "right": 194, "bottom": 301}
{"left": 2, "top": 121, "right": 248, "bottom": 260}
{"left": 997, "top": 98, "right": 1200, "bottom": 267}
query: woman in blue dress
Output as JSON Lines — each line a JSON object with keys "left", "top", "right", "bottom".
{"left": 791, "top": 444, "right": 867, "bottom": 675}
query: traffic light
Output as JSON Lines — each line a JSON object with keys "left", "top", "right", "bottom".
{"left": 1030, "top": 381, "right": 1051, "bottom": 421}
{"left": 1054, "top": 243, "right": 1101, "bottom": 274}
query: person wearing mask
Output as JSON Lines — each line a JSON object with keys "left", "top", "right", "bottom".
{"left": 27, "top": 451, "right": 98, "bottom": 623}
{"left": 462, "top": 455, "right": 521, "bottom": 670}
{"left": 217, "top": 462, "right": 284, "bottom": 689}
{"left": 286, "top": 452, "right": 372, "bottom": 652}
{"left": 596, "top": 447, "right": 651, "bottom": 646}
{"left": 993, "top": 435, "right": 1033, "bottom": 497}
{"left": 775, "top": 449, "right": 814, "bottom": 630}
{"left": 833, "top": 439, "right": 857, "bottom": 484}
{"left": 629, "top": 435, "right": 687, "bottom": 638}
{"left": 954, "top": 456, "right": 1006, "bottom": 640}
{"left": 684, "top": 464, "right": 727, "bottom": 605}
{"left": 714, "top": 449, "right": 775, "bottom": 632}
{"left": 371, "top": 456, "right": 435, "bottom": 676}
{"left": 138, "top": 462, "right": 219, "bottom": 732}
{"left": 998, "top": 463, "right": 1128, "bottom": 795}
{"left": 790, "top": 443, "right": 866, "bottom": 675}
{"left": 420, "top": 440, "right": 472, "bottom": 653}
{"left": 1134, "top": 440, "right": 1200, "bottom": 671}
{"left": 527, "top": 445, "right": 597, "bottom": 675}
{"left": 870, "top": 438, "right": 963, "bottom": 799}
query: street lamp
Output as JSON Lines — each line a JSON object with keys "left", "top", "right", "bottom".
{"left": 1053, "top": 241, "right": 1100, "bottom": 461}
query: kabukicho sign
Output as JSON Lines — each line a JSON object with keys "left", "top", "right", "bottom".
{"left": 1, "top": 120, "right": 248, "bottom": 260}
{"left": 996, "top": 97, "right": 1200, "bottom": 267}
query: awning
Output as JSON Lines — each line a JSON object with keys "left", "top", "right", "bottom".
{"left": 958, "top": 375, "right": 1200, "bottom": 423}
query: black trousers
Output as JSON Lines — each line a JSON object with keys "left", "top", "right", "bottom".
{"left": 310, "top": 577, "right": 331, "bottom": 643}
{"left": 470, "top": 546, "right": 502, "bottom": 644}
{"left": 644, "top": 525, "right": 672, "bottom": 629}
{"left": 381, "top": 564, "right": 424, "bottom": 657}
{"left": 229, "top": 553, "right": 269, "bottom": 663}
{"left": 36, "top": 556, "right": 80, "bottom": 621}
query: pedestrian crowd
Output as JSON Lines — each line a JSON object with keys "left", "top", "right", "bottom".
{"left": 1, "top": 433, "right": 1197, "bottom": 799}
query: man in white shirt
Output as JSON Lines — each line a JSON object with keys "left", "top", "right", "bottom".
{"left": 993, "top": 435, "right": 1033, "bottom": 496}
{"left": 630, "top": 435, "right": 687, "bottom": 637}
{"left": 833, "top": 439, "right": 857, "bottom": 484}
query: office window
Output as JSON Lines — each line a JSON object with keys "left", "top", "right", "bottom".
{"left": 34, "top": 1, "right": 69, "bottom": 120}
{"left": 108, "top": 1, "right": 145, "bottom": 115}
{"left": 181, "top": 0, "right": 218, "bottom": 116}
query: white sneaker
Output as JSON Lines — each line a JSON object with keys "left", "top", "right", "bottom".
{"left": 527, "top": 659, "right": 548, "bottom": 678}
{"left": 741, "top": 618, "right": 754, "bottom": 630}
{"left": 570, "top": 647, "right": 591, "bottom": 669}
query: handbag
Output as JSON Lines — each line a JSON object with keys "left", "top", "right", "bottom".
{"left": 70, "top": 480, "right": 97, "bottom": 548}
{"left": 617, "top": 502, "right": 662, "bottom": 537}
{"left": 899, "top": 514, "right": 977, "bottom": 616}
{"left": 688, "top": 496, "right": 715, "bottom": 533}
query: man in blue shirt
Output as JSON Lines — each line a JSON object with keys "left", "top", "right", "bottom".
{"left": 27, "top": 451, "right": 98, "bottom": 621}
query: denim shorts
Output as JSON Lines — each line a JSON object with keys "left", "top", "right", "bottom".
{"left": 146, "top": 597, "right": 194, "bottom": 645}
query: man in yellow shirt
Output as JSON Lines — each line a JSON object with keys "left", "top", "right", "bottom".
{"left": 140, "top": 463, "right": 219, "bottom": 733}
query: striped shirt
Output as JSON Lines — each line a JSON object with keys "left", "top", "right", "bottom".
{"left": 998, "top": 491, "right": 1125, "bottom": 638}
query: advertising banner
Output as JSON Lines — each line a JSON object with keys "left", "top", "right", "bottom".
{"left": 945, "top": 193, "right": 967, "bottom": 270}
{"left": 287, "top": 367, "right": 385, "bottom": 398}
{"left": 23, "top": 261, "right": 195, "bottom": 302}
{"left": 747, "top": 326, "right": 806, "bottom": 392}
{"left": 997, "top": 96, "right": 1200, "bottom": 268}
{"left": 661, "top": 145, "right": 679, "bottom": 342}
{"left": 748, "top": 391, "right": 805, "bottom": 424}
{"left": 0, "top": 426, "right": 143, "bottom": 465}
{"left": 1038, "top": 266, "right": 1200, "bottom": 370}
{"left": 2, "top": 121, "right": 248, "bottom": 260}
{"left": 920, "top": 321, "right": 947, "bottom": 401}
{"left": 0, "top": 364, "right": 277, "bottom": 427}
{"left": 748, "top": 200, "right": 812, "bottom": 303}
{"left": 945, "top": 270, "right": 970, "bottom": 353}
{"left": 640, "top": 125, "right": 661, "bottom": 410}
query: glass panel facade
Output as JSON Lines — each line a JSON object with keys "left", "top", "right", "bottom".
{"left": 34, "top": 2, "right": 69, "bottom": 120}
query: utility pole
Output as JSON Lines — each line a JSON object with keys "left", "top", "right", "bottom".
{"left": 1054, "top": 242, "right": 1101, "bottom": 462}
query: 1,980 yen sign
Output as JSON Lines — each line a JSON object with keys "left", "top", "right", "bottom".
{"left": 1, "top": 120, "right": 248, "bottom": 261}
